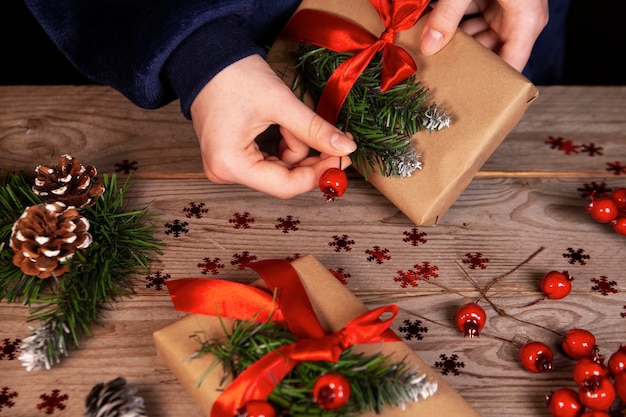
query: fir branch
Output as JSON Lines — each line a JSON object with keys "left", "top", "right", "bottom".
{"left": 294, "top": 46, "right": 450, "bottom": 179}
{"left": 1, "top": 170, "right": 162, "bottom": 370}
{"left": 193, "top": 319, "right": 436, "bottom": 416}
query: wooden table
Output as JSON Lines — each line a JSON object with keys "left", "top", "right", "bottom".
{"left": 1, "top": 85, "right": 625, "bottom": 417}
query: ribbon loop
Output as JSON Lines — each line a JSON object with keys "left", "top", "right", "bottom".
{"left": 279, "top": 0, "right": 430, "bottom": 124}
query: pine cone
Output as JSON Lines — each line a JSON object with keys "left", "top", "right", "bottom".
{"left": 33, "top": 154, "right": 105, "bottom": 208}
{"left": 10, "top": 202, "right": 92, "bottom": 278}
{"left": 85, "top": 377, "right": 147, "bottom": 417}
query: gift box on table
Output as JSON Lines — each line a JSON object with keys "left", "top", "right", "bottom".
{"left": 153, "top": 254, "right": 481, "bottom": 416}
{"left": 268, "top": 0, "right": 538, "bottom": 225}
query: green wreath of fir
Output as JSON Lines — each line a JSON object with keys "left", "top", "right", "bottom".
{"left": 0, "top": 159, "right": 162, "bottom": 371}
{"left": 292, "top": 45, "right": 451, "bottom": 180}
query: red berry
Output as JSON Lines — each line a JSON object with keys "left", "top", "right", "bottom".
{"left": 547, "top": 387, "right": 583, "bottom": 417}
{"left": 614, "top": 370, "right": 626, "bottom": 401}
{"left": 572, "top": 358, "right": 610, "bottom": 385}
{"left": 581, "top": 411, "right": 611, "bottom": 417}
{"left": 611, "top": 217, "right": 626, "bottom": 236}
{"left": 520, "top": 341, "right": 554, "bottom": 373}
{"left": 587, "top": 197, "right": 618, "bottom": 223}
{"left": 608, "top": 345, "right": 626, "bottom": 376}
{"left": 540, "top": 271, "right": 574, "bottom": 300}
{"left": 319, "top": 168, "right": 348, "bottom": 202}
{"left": 455, "top": 303, "right": 487, "bottom": 338}
{"left": 563, "top": 329, "right": 597, "bottom": 360}
{"left": 578, "top": 376, "right": 616, "bottom": 411}
{"left": 236, "top": 400, "right": 276, "bottom": 417}
{"left": 610, "top": 187, "right": 626, "bottom": 211}
{"left": 313, "top": 373, "right": 351, "bottom": 410}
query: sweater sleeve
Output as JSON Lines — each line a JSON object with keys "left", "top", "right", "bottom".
{"left": 22, "top": 0, "right": 264, "bottom": 117}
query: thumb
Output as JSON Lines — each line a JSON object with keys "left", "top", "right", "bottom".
{"left": 274, "top": 92, "right": 356, "bottom": 156}
{"left": 420, "top": 0, "right": 473, "bottom": 56}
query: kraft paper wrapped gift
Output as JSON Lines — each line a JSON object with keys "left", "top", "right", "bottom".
{"left": 268, "top": 0, "right": 538, "bottom": 226}
{"left": 153, "top": 254, "right": 482, "bottom": 416}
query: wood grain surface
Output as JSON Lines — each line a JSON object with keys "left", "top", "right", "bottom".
{"left": 1, "top": 85, "right": 625, "bottom": 417}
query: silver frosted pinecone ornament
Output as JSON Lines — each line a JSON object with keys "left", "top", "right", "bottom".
{"left": 33, "top": 154, "right": 105, "bottom": 208}
{"left": 9, "top": 202, "right": 92, "bottom": 278}
{"left": 85, "top": 377, "right": 147, "bottom": 417}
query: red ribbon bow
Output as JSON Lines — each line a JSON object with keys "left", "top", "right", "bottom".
{"left": 165, "top": 259, "right": 400, "bottom": 416}
{"left": 279, "top": 0, "right": 430, "bottom": 124}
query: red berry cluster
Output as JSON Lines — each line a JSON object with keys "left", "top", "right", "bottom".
{"left": 547, "top": 340, "right": 626, "bottom": 417}
{"left": 586, "top": 188, "right": 626, "bottom": 236}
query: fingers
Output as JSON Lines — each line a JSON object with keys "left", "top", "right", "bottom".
{"left": 420, "top": 0, "right": 473, "bottom": 56}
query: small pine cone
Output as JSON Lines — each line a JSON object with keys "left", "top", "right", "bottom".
{"left": 10, "top": 202, "right": 92, "bottom": 278}
{"left": 85, "top": 377, "right": 147, "bottom": 417}
{"left": 33, "top": 154, "right": 105, "bottom": 208}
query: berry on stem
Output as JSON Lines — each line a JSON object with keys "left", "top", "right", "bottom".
{"left": 572, "top": 358, "right": 609, "bottom": 385}
{"left": 540, "top": 271, "right": 574, "bottom": 300}
{"left": 562, "top": 329, "right": 597, "bottom": 360}
{"left": 578, "top": 376, "right": 615, "bottom": 411}
{"left": 312, "top": 373, "right": 351, "bottom": 410}
{"left": 319, "top": 168, "right": 348, "bottom": 202}
{"left": 614, "top": 370, "right": 626, "bottom": 401}
{"left": 611, "top": 217, "right": 626, "bottom": 236}
{"left": 546, "top": 387, "right": 583, "bottom": 417}
{"left": 455, "top": 302, "right": 487, "bottom": 338}
{"left": 520, "top": 341, "right": 554, "bottom": 373}
{"left": 586, "top": 196, "right": 619, "bottom": 223}
{"left": 607, "top": 345, "right": 626, "bottom": 376}
{"left": 610, "top": 187, "right": 626, "bottom": 211}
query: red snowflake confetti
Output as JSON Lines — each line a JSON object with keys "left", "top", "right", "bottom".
{"left": 434, "top": 353, "right": 465, "bottom": 376}
{"left": 114, "top": 159, "right": 138, "bottom": 174}
{"left": 183, "top": 202, "right": 208, "bottom": 219}
{"left": 229, "top": 212, "right": 255, "bottom": 229}
{"left": 198, "top": 257, "right": 225, "bottom": 275}
{"left": 285, "top": 253, "right": 302, "bottom": 262}
{"left": 621, "top": 306, "right": 626, "bottom": 318}
{"left": 1, "top": 338, "right": 21, "bottom": 360}
{"left": 328, "top": 235, "right": 354, "bottom": 252}
{"left": 37, "top": 389, "right": 68, "bottom": 415}
{"left": 397, "top": 319, "right": 428, "bottom": 341}
{"left": 606, "top": 161, "right": 626, "bottom": 175}
{"left": 558, "top": 139, "right": 580, "bottom": 155}
{"left": 0, "top": 387, "right": 18, "bottom": 411}
{"left": 275, "top": 215, "right": 300, "bottom": 233}
{"left": 545, "top": 136, "right": 565, "bottom": 149}
{"left": 231, "top": 251, "right": 257, "bottom": 270}
{"left": 563, "top": 247, "right": 590, "bottom": 265}
{"left": 365, "top": 246, "right": 391, "bottom": 264}
{"left": 402, "top": 227, "right": 428, "bottom": 246}
{"left": 394, "top": 262, "right": 439, "bottom": 288}
{"left": 577, "top": 182, "right": 612, "bottom": 199}
{"left": 591, "top": 276, "right": 618, "bottom": 296}
{"left": 164, "top": 219, "right": 189, "bottom": 237}
{"left": 462, "top": 252, "right": 489, "bottom": 270}
{"left": 329, "top": 267, "right": 351, "bottom": 285}
{"left": 146, "top": 271, "right": 171, "bottom": 291}
{"left": 580, "top": 142, "right": 604, "bottom": 156}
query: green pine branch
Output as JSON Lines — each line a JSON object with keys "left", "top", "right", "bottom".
{"left": 0, "top": 170, "right": 163, "bottom": 369}
{"left": 294, "top": 46, "right": 450, "bottom": 179}
{"left": 191, "top": 319, "right": 435, "bottom": 416}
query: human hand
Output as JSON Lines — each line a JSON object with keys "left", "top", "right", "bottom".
{"left": 420, "top": 0, "right": 549, "bottom": 72}
{"left": 190, "top": 55, "right": 356, "bottom": 199}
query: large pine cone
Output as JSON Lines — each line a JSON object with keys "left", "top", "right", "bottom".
{"left": 10, "top": 202, "right": 92, "bottom": 278}
{"left": 33, "top": 154, "right": 105, "bottom": 208}
{"left": 85, "top": 377, "right": 147, "bottom": 417}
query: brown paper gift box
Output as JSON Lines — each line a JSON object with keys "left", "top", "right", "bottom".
{"left": 154, "top": 254, "right": 482, "bottom": 416}
{"left": 268, "top": 1, "right": 538, "bottom": 226}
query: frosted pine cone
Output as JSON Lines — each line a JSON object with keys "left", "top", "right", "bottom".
{"left": 85, "top": 377, "right": 147, "bottom": 417}
{"left": 33, "top": 154, "right": 105, "bottom": 208}
{"left": 10, "top": 202, "right": 92, "bottom": 278}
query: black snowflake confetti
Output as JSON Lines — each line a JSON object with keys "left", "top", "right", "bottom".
{"left": 146, "top": 271, "right": 171, "bottom": 291}
{"left": 397, "top": 319, "right": 428, "bottom": 341}
{"left": 165, "top": 219, "right": 189, "bottom": 238}
{"left": 183, "top": 202, "right": 208, "bottom": 219}
{"left": 434, "top": 353, "right": 465, "bottom": 376}
{"left": 1, "top": 338, "right": 21, "bottom": 360}
{"left": 563, "top": 247, "right": 590, "bottom": 265}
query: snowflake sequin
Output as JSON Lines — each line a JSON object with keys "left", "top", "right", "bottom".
{"left": 394, "top": 262, "right": 439, "bottom": 288}
{"left": 577, "top": 182, "right": 612, "bottom": 199}
{"left": 402, "top": 227, "right": 428, "bottom": 246}
{"left": 275, "top": 215, "right": 300, "bottom": 233}
{"left": 183, "top": 202, "right": 208, "bottom": 219}
{"left": 563, "top": 247, "right": 590, "bottom": 265}
{"left": 591, "top": 276, "right": 618, "bottom": 296}
{"left": 328, "top": 235, "right": 354, "bottom": 252}
{"left": 329, "top": 267, "right": 351, "bottom": 285}
{"left": 198, "top": 257, "right": 225, "bottom": 275}
{"left": 365, "top": 246, "right": 391, "bottom": 264}
{"left": 462, "top": 252, "right": 489, "bottom": 270}
{"left": 231, "top": 251, "right": 257, "bottom": 270}
{"left": 164, "top": 219, "right": 189, "bottom": 237}
{"left": 1, "top": 338, "right": 21, "bottom": 360}
{"left": 398, "top": 319, "right": 428, "bottom": 341}
{"left": 114, "top": 159, "right": 138, "bottom": 174}
{"left": 229, "top": 212, "right": 255, "bottom": 229}
{"left": 146, "top": 271, "right": 171, "bottom": 291}
{"left": 545, "top": 136, "right": 564, "bottom": 149}
{"left": 580, "top": 142, "right": 604, "bottom": 156}
{"left": 37, "top": 389, "right": 68, "bottom": 415}
{"left": 0, "top": 387, "right": 18, "bottom": 411}
{"left": 434, "top": 353, "right": 465, "bottom": 376}
{"left": 606, "top": 161, "right": 626, "bottom": 175}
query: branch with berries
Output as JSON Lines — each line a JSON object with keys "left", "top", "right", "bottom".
{"left": 0, "top": 155, "right": 162, "bottom": 371}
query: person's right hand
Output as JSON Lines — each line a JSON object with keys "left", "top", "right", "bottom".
{"left": 190, "top": 54, "right": 356, "bottom": 199}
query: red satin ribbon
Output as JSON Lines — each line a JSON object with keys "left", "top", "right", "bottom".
{"left": 165, "top": 259, "right": 401, "bottom": 416}
{"left": 279, "top": 0, "right": 430, "bottom": 124}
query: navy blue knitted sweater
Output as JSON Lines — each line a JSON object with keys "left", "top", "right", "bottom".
{"left": 23, "top": 0, "right": 301, "bottom": 118}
